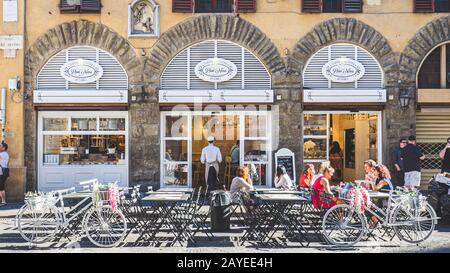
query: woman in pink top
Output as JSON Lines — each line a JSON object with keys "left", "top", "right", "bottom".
{"left": 312, "top": 167, "right": 339, "bottom": 209}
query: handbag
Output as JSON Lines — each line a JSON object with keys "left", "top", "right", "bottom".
{"left": 2, "top": 168, "right": 9, "bottom": 179}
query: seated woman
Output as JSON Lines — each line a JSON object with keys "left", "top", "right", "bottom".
{"left": 299, "top": 164, "right": 315, "bottom": 188}
{"left": 312, "top": 167, "right": 341, "bottom": 209}
{"left": 364, "top": 159, "right": 378, "bottom": 183}
{"left": 371, "top": 164, "right": 393, "bottom": 191}
{"left": 230, "top": 166, "right": 254, "bottom": 204}
{"left": 274, "top": 166, "right": 294, "bottom": 191}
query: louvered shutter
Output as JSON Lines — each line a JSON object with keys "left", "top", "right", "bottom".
{"left": 172, "top": 0, "right": 193, "bottom": 12}
{"left": 59, "top": 0, "right": 79, "bottom": 13}
{"left": 236, "top": 0, "right": 256, "bottom": 12}
{"left": 414, "top": 0, "right": 434, "bottom": 12}
{"left": 302, "top": 0, "right": 322, "bottom": 12}
{"left": 343, "top": 0, "right": 362, "bottom": 12}
{"left": 80, "top": 0, "right": 101, "bottom": 13}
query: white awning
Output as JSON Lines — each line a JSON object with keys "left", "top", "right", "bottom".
{"left": 303, "top": 89, "right": 386, "bottom": 103}
{"left": 34, "top": 90, "right": 128, "bottom": 104}
{"left": 159, "top": 90, "right": 273, "bottom": 104}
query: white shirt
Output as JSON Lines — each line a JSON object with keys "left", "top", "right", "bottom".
{"left": 230, "top": 177, "right": 254, "bottom": 203}
{"left": 230, "top": 177, "right": 254, "bottom": 195}
{"left": 0, "top": 151, "right": 9, "bottom": 168}
{"left": 274, "top": 174, "right": 294, "bottom": 190}
{"left": 201, "top": 144, "right": 222, "bottom": 164}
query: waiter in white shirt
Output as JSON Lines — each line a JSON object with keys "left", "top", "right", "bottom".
{"left": 201, "top": 136, "right": 222, "bottom": 184}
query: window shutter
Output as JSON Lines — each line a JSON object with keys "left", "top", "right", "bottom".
{"left": 414, "top": 0, "right": 434, "bottom": 12}
{"left": 80, "top": 0, "right": 102, "bottom": 13}
{"left": 236, "top": 0, "right": 256, "bottom": 13}
{"left": 59, "top": 0, "right": 79, "bottom": 13}
{"left": 172, "top": 0, "right": 193, "bottom": 12}
{"left": 343, "top": 0, "right": 362, "bottom": 12}
{"left": 302, "top": 0, "right": 322, "bottom": 12}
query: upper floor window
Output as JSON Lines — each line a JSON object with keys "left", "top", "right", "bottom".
{"left": 128, "top": 0, "right": 160, "bottom": 37}
{"left": 195, "top": 0, "right": 232, "bottom": 13}
{"left": 302, "top": 0, "right": 363, "bottom": 13}
{"left": 414, "top": 0, "right": 450, "bottom": 12}
{"left": 59, "top": 0, "right": 102, "bottom": 14}
{"left": 172, "top": 0, "right": 256, "bottom": 13}
{"left": 418, "top": 44, "right": 450, "bottom": 89}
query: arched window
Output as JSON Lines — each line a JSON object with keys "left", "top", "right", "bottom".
{"left": 159, "top": 40, "right": 272, "bottom": 103}
{"left": 417, "top": 43, "right": 450, "bottom": 89}
{"left": 128, "top": 0, "right": 160, "bottom": 37}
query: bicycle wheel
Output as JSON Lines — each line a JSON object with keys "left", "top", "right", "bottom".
{"left": 392, "top": 203, "right": 436, "bottom": 244}
{"left": 17, "top": 204, "right": 61, "bottom": 244}
{"left": 322, "top": 204, "right": 366, "bottom": 247}
{"left": 83, "top": 206, "right": 127, "bottom": 248}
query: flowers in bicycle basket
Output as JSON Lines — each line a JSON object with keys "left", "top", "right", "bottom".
{"left": 92, "top": 182, "right": 120, "bottom": 212}
{"left": 347, "top": 187, "right": 372, "bottom": 214}
{"left": 400, "top": 189, "right": 427, "bottom": 212}
{"left": 24, "top": 191, "right": 55, "bottom": 210}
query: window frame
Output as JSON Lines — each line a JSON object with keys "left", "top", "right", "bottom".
{"left": 194, "top": 0, "right": 234, "bottom": 13}
{"left": 59, "top": 0, "right": 102, "bottom": 14}
{"left": 302, "top": 0, "right": 363, "bottom": 13}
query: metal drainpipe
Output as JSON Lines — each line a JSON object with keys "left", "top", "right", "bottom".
{"left": 1, "top": 87, "right": 6, "bottom": 143}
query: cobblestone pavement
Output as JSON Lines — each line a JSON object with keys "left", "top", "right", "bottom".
{"left": 1, "top": 203, "right": 449, "bottom": 253}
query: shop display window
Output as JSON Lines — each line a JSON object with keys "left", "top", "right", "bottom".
{"left": 41, "top": 113, "right": 128, "bottom": 166}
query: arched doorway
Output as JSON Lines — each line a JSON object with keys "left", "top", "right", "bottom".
{"left": 34, "top": 46, "right": 129, "bottom": 191}
{"left": 301, "top": 43, "right": 385, "bottom": 182}
{"left": 159, "top": 39, "right": 273, "bottom": 189}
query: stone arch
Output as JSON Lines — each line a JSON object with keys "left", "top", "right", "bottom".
{"left": 24, "top": 20, "right": 143, "bottom": 191}
{"left": 144, "top": 14, "right": 286, "bottom": 82}
{"left": 399, "top": 15, "right": 450, "bottom": 85}
{"left": 290, "top": 18, "right": 398, "bottom": 86}
{"left": 26, "top": 20, "right": 142, "bottom": 86}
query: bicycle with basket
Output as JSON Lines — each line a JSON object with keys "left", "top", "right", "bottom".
{"left": 321, "top": 182, "right": 439, "bottom": 247}
{"left": 16, "top": 179, "right": 128, "bottom": 248}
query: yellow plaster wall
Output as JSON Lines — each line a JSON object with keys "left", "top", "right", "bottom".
{"left": 0, "top": 0, "right": 25, "bottom": 200}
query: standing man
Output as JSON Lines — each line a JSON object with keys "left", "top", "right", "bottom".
{"left": 0, "top": 143, "right": 9, "bottom": 207}
{"left": 402, "top": 135, "right": 425, "bottom": 189}
{"left": 439, "top": 137, "right": 450, "bottom": 173}
{"left": 392, "top": 138, "right": 407, "bottom": 188}
{"left": 201, "top": 136, "right": 222, "bottom": 186}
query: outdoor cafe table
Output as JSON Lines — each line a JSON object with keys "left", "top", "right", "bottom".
{"left": 137, "top": 193, "right": 191, "bottom": 245}
{"left": 157, "top": 188, "right": 195, "bottom": 193}
{"left": 241, "top": 193, "right": 309, "bottom": 246}
{"left": 253, "top": 189, "right": 302, "bottom": 195}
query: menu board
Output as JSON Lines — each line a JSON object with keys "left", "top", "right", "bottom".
{"left": 275, "top": 148, "right": 296, "bottom": 183}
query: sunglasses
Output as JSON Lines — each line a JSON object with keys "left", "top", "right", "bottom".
{"left": 401, "top": 142, "right": 407, "bottom": 144}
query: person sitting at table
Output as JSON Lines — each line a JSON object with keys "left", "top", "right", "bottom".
{"left": 312, "top": 161, "right": 330, "bottom": 185}
{"left": 274, "top": 166, "right": 294, "bottom": 191}
{"left": 362, "top": 159, "right": 378, "bottom": 188}
{"left": 230, "top": 166, "right": 254, "bottom": 204}
{"left": 312, "top": 166, "right": 342, "bottom": 209}
{"left": 299, "top": 164, "right": 315, "bottom": 188}
{"left": 371, "top": 164, "right": 394, "bottom": 192}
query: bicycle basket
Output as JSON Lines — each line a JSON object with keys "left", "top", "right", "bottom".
{"left": 25, "top": 195, "right": 57, "bottom": 211}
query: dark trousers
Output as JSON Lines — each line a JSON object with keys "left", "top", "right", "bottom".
{"left": 394, "top": 169, "right": 405, "bottom": 188}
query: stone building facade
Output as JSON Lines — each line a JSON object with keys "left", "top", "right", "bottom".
{"left": 1, "top": 0, "right": 450, "bottom": 198}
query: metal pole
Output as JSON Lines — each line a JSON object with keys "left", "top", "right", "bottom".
{"left": 1, "top": 87, "right": 6, "bottom": 143}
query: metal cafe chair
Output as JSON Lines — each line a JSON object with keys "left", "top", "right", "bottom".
{"left": 301, "top": 188, "right": 335, "bottom": 242}
{"left": 192, "top": 185, "right": 214, "bottom": 240}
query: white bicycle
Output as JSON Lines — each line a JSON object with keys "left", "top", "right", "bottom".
{"left": 16, "top": 180, "right": 127, "bottom": 248}
{"left": 322, "top": 187, "right": 439, "bottom": 247}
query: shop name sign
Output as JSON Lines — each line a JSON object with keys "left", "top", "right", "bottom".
{"left": 322, "top": 57, "right": 365, "bottom": 83}
{"left": 60, "top": 59, "right": 104, "bottom": 83}
{"left": 195, "top": 58, "right": 237, "bottom": 83}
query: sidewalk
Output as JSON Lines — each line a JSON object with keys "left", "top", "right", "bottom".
{"left": 0, "top": 203, "right": 23, "bottom": 219}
